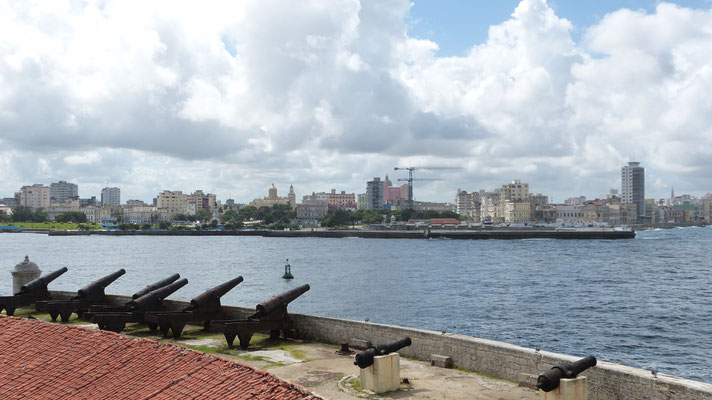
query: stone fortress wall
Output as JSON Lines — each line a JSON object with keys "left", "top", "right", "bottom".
{"left": 49, "top": 292, "right": 712, "bottom": 400}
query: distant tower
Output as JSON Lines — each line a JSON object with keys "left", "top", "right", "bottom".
{"left": 101, "top": 187, "right": 121, "bottom": 207}
{"left": 268, "top": 184, "right": 278, "bottom": 199}
{"left": 622, "top": 162, "right": 645, "bottom": 219}
{"left": 366, "top": 177, "right": 384, "bottom": 209}
{"left": 384, "top": 174, "right": 392, "bottom": 187}
{"left": 288, "top": 184, "right": 296, "bottom": 207}
{"left": 670, "top": 187, "right": 675, "bottom": 205}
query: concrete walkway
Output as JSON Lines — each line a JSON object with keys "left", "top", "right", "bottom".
{"left": 9, "top": 308, "right": 538, "bottom": 400}
{"left": 160, "top": 326, "right": 539, "bottom": 400}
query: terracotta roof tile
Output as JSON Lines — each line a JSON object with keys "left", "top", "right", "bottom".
{"left": 0, "top": 316, "right": 319, "bottom": 400}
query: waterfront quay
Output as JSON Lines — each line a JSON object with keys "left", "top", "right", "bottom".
{"left": 42, "top": 227, "right": 636, "bottom": 239}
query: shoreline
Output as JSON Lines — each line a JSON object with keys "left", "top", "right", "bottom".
{"left": 38, "top": 227, "right": 637, "bottom": 239}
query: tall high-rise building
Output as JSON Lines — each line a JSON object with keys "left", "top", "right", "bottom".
{"left": 621, "top": 162, "right": 645, "bottom": 219}
{"left": 101, "top": 187, "right": 121, "bottom": 207}
{"left": 366, "top": 177, "right": 383, "bottom": 209}
{"left": 50, "top": 181, "right": 79, "bottom": 202}
{"left": 20, "top": 184, "right": 51, "bottom": 210}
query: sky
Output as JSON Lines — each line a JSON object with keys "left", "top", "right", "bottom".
{"left": 1, "top": 0, "right": 712, "bottom": 204}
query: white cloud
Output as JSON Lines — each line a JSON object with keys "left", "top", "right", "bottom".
{"left": 0, "top": 0, "right": 711, "bottom": 203}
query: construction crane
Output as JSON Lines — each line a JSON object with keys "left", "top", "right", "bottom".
{"left": 393, "top": 166, "right": 463, "bottom": 210}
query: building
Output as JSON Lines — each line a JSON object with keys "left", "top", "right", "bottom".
{"left": 250, "top": 184, "right": 292, "bottom": 208}
{"left": 621, "top": 162, "right": 645, "bottom": 220}
{"left": 1, "top": 197, "right": 17, "bottom": 208}
{"left": 47, "top": 199, "right": 80, "bottom": 220}
{"left": 19, "top": 184, "right": 51, "bottom": 210}
{"left": 188, "top": 190, "right": 216, "bottom": 214}
{"left": 357, "top": 193, "right": 367, "bottom": 209}
{"left": 79, "top": 196, "right": 98, "bottom": 207}
{"left": 413, "top": 201, "right": 453, "bottom": 212}
{"left": 327, "top": 189, "right": 356, "bottom": 210}
{"left": 296, "top": 194, "right": 329, "bottom": 226}
{"left": 480, "top": 191, "right": 502, "bottom": 223}
{"left": 504, "top": 201, "right": 531, "bottom": 223}
{"left": 565, "top": 196, "right": 586, "bottom": 206}
{"left": 123, "top": 206, "right": 158, "bottom": 224}
{"left": 555, "top": 204, "right": 584, "bottom": 224}
{"left": 81, "top": 205, "right": 111, "bottom": 224}
{"left": 702, "top": 194, "right": 712, "bottom": 223}
{"left": 50, "top": 181, "right": 78, "bottom": 202}
{"left": 501, "top": 180, "right": 529, "bottom": 201}
{"left": 288, "top": 184, "right": 296, "bottom": 207}
{"left": 126, "top": 199, "right": 149, "bottom": 207}
{"left": 366, "top": 177, "right": 383, "bottom": 209}
{"left": 455, "top": 189, "right": 474, "bottom": 218}
{"left": 156, "top": 190, "right": 188, "bottom": 221}
{"left": 101, "top": 187, "right": 121, "bottom": 207}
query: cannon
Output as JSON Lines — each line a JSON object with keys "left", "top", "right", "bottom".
{"left": 89, "top": 278, "right": 188, "bottom": 333}
{"left": 132, "top": 273, "right": 181, "bottom": 299}
{"left": 0, "top": 267, "right": 68, "bottom": 316}
{"left": 354, "top": 337, "right": 412, "bottom": 369}
{"left": 537, "top": 355, "right": 597, "bottom": 392}
{"left": 210, "top": 284, "right": 310, "bottom": 349}
{"left": 143, "top": 276, "right": 243, "bottom": 338}
{"left": 83, "top": 273, "right": 181, "bottom": 315}
{"left": 35, "top": 268, "right": 125, "bottom": 322}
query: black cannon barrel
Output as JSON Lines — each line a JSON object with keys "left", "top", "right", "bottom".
{"left": 537, "top": 355, "right": 597, "bottom": 392}
{"left": 129, "top": 278, "right": 188, "bottom": 310}
{"left": 188, "top": 276, "right": 243, "bottom": 311}
{"left": 354, "top": 337, "right": 412, "bottom": 369}
{"left": 20, "top": 267, "right": 69, "bottom": 295}
{"left": 76, "top": 268, "right": 126, "bottom": 299}
{"left": 254, "top": 284, "right": 310, "bottom": 318}
{"left": 131, "top": 273, "right": 181, "bottom": 299}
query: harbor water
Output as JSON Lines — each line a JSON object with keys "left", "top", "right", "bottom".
{"left": 1, "top": 227, "right": 710, "bottom": 382}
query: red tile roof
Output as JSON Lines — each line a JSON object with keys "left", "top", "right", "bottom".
{"left": 0, "top": 315, "right": 319, "bottom": 400}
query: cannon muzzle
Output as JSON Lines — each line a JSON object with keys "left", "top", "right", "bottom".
{"left": 75, "top": 268, "right": 126, "bottom": 300}
{"left": 132, "top": 273, "right": 181, "bottom": 299}
{"left": 188, "top": 276, "right": 243, "bottom": 311}
{"left": 254, "top": 284, "right": 310, "bottom": 318}
{"left": 20, "top": 267, "right": 69, "bottom": 295}
{"left": 537, "top": 355, "right": 597, "bottom": 392}
{"left": 354, "top": 337, "right": 412, "bottom": 369}
{"left": 129, "top": 278, "right": 188, "bottom": 310}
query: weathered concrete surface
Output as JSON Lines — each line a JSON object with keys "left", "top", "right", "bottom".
{"left": 44, "top": 292, "right": 712, "bottom": 400}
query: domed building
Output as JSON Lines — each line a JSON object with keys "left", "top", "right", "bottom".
{"left": 250, "top": 184, "right": 296, "bottom": 209}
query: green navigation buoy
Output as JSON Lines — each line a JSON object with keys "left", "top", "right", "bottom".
{"left": 282, "top": 258, "right": 294, "bottom": 279}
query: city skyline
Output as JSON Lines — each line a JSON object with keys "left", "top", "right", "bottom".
{"left": 2, "top": 1, "right": 712, "bottom": 203}
{"left": 4, "top": 161, "right": 711, "bottom": 207}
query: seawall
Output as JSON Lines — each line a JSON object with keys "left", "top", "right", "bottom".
{"left": 46, "top": 228, "right": 635, "bottom": 239}
{"left": 48, "top": 291, "right": 712, "bottom": 399}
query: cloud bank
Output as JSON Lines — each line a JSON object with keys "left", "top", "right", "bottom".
{"left": 1, "top": 0, "right": 711, "bottom": 202}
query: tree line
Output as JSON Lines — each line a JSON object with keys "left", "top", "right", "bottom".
{"left": 320, "top": 208, "right": 460, "bottom": 227}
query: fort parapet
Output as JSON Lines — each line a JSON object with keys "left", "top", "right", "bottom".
{"left": 47, "top": 291, "right": 712, "bottom": 400}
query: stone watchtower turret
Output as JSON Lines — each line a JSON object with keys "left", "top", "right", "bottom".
{"left": 12, "top": 256, "right": 41, "bottom": 295}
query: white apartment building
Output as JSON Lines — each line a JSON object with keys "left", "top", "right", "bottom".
{"left": 20, "top": 184, "right": 51, "bottom": 210}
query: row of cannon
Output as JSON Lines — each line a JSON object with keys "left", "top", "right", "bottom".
{"left": 0, "top": 267, "right": 596, "bottom": 391}
{"left": 0, "top": 267, "right": 310, "bottom": 349}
